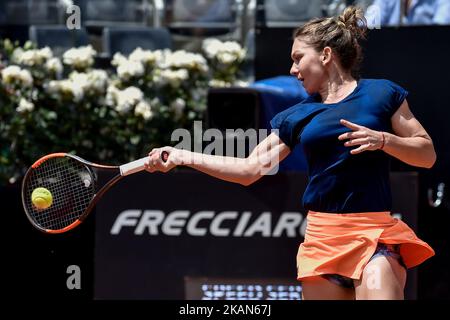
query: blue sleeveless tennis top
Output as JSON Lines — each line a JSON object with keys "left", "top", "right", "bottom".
{"left": 270, "top": 79, "right": 408, "bottom": 213}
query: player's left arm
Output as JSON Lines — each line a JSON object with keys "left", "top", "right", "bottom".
{"left": 339, "top": 100, "right": 436, "bottom": 168}
{"left": 384, "top": 99, "right": 436, "bottom": 168}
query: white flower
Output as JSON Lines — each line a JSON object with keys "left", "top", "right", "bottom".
{"left": 209, "top": 79, "right": 232, "bottom": 87}
{"left": 129, "top": 47, "right": 157, "bottom": 66}
{"left": 46, "top": 79, "right": 84, "bottom": 102}
{"left": 163, "top": 50, "right": 208, "bottom": 73}
{"left": 202, "top": 38, "right": 246, "bottom": 64}
{"left": 67, "top": 81, "right": 85, "bottom": 102}
{"left": 111, "top": 53, "right": 127, "bottom": 66}
{"left": 54, "top": 70, "right": 107, "bottom": 99}
{"left": 87, "top": 69, "right": 108, "bottom": 92}
{"left": 17, "top": 47, "right": 53, "bottom": 66}
{"left": 10, "top": 48, "right": 24, "bottom": 64}
{"left": 68, "top": 71, "right": 90, "bottom": 90}
{"left": 217, "top": 52, "right": 236, "bottom": 64}
{"left": 170, "top": 98, "right": 186, "bottom": 119}
{"left": 45, "top": 57, "right": 63, "bottom": 76}
{"left": 117, "top": 60, "right": 144, "bottom": 80}
{"left": 16, "top": 98, "right": 34, "bottom": 113}
{"left": 1, "top": 65, "right": 33, "bottom": 87}
{"left": 118, "top": 86, "right": 143, "bottom": 108}
{"left": 154, "top": 68, "right": 189, "bottom": 88}
{"left": 105, "top": 85, "right": 120, "bottom": 106}
{"left": 68, "top": 70, "right": 108, "bottom": 94}
{"left": 107, "top": 86, "right": 144, "bottom": 114}
{"left": 153, "top": 49, "right": 173, "bottom": 68}
{"left": 63, "top": 45, "right": 97, "bottom": 69}
{"left": 113, "top": 48, "right": 164, "bottom": 81}
{"left": 135, "top": 100, "right": 154, "bottom": 120}
{"left": 202, "top": 38, "right": 222, "bottom": 59}
{"left": 223, "top": 41, "right": 246, "bottom": 59}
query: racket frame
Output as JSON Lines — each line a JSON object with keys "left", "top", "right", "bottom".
{"left": 21, "top": 153, "right": 122, "bottom": 234}
{"left": 22, "top": 151, "right": 168, "bottom": 234}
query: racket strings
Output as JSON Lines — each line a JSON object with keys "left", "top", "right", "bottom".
{"left": 23, "top": 156, "right": 96, "bottom": 230}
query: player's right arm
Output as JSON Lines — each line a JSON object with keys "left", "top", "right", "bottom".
{"left": 145, "top": 132, "right": 291, "bottom": 186}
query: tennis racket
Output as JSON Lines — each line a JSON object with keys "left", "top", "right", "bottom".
{"left": 21, "top": 151, "right": 169, "bottom": 234}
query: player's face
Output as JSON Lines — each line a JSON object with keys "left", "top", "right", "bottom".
{"left": 290, "top": 37, "right": 327, "bottom": 95}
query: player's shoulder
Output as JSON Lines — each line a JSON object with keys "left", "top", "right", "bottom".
{"left": 274, "top": 98, "right": 323, "bottom": 120}
{"left": 360, "top": 78, "right": 405, "bottom": 91}
{"left": 271, "top": 99, "right": 329, "bottom": 132}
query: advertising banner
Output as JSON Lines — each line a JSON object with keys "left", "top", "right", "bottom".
{"left": 94, "top": 171, "right": 418, "bottom": 299}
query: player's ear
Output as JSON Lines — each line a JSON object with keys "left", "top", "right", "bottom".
{"left": 321, "top": 47, "right": 332, "bottom": 65}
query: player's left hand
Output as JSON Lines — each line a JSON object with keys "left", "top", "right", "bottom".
{"left": 338, "top": 119, "right": 384, "bottom": 155}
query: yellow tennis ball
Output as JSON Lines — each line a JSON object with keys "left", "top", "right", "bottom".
{"left": 31, "top": 187, "right": 53, "bottom": 210}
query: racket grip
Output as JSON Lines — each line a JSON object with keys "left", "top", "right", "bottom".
{"left": 120, "top": 151, "right": 170, "bottom": 176}
{"left": 119, "top": 156, "right": 149, "bottom": 176}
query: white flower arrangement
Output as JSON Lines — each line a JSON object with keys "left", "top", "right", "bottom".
{"left": 134, "top": 100, "right": 154, "bottom": 120}
{"left": 202, "top": 38, "right": 246, "bottom": 64}
{"left": 109, "top": 47, "right": 211, "bottom": 132}
{"left": 0, "top": 37, "right": 247, "bottom": 185}
{"left": 46, "top": 79, "right": 84, "bottom": 102}
{"left": 117, "top": 60, "right": 145, "bottom": 81}
{"left": 1, "top": 65, "right": 33, "bottom": 87}
{"left": 152, "top": 49, "right": 175, "bottom": 69}
{"left": 63, "top": 45, "right": 97, "bottom": 70}
{"left": 202, "top": 38, "right": 247, "bottom": 86}
{"left": 154, "top": 68, "right": 189, "bottom": 88}
{"left": 68, "top": 70, "right": 109, "bottom": 94}
{"left": 86, "top": 69, "right": 109, "bottom": 93}
{"left": 16, "top": 98, "right": 35, "bottom": 113}
{"left": 128, "top": 47, "right": 159, "bottom": 66}
{"left": 45, "top": 57, "right": 63, "bottom": 77}
{"left": 162, "top": 50, "right": 209, "bottom": 74}
{"left": 111, "top": 53, "right": 128, "bottom": 66}
{"left": 45, "top": 69, "right": 108, "bottom": 103}
{"left": 106, "top": 85, "right": 144, "bottom": 114}
{"left": 15, "top": 47, "right": 53, "bottom": 67}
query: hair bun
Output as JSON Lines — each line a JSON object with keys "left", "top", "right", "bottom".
{"left": 338, "top": 6, "right": 367, "bottom": 39}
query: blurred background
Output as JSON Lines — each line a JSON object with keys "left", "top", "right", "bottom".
{"left": 1, "top": 0, "right": 449, "bottom": 300}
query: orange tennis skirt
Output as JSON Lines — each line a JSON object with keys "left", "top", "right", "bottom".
{"left": 297, "top": 211, "right": 435, "bottom": 281}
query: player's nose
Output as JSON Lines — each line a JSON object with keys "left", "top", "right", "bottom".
{"left": 290, "top": 63, "right": 298, "bottom": 76}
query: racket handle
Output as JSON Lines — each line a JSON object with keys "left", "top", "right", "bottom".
{"left": 120, "top": 156, "right": 149, "bottom": 176}
{"left": 120, "top": 151, "right": 170, "bottom": 176}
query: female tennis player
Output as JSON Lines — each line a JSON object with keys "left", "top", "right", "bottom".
{"left": 145, "top": 6, "right": 436, "bottom": 300}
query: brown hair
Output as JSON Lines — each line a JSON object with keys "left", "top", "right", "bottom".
{"left": 293, "top": 6, "right": 368, "bottom": 78}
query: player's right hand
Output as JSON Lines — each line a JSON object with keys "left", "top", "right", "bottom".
{"left": 144, "top": 146, "right": 180, "bottom": 173}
